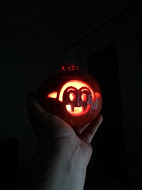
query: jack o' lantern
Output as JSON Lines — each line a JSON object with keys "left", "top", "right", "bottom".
{"left": 36, "top": 63, "right": 102, "bottom": 128}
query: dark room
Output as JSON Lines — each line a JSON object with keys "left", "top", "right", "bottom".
{"left": 0, "top": 1, "right": 142, "bottom": 190}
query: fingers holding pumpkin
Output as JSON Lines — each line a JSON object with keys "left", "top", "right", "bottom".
{"left": 73, "top": 123, "right": 90, "bottom": 135}
{"left": 80, "top": 114, "right": 103, "bottom": 144}
{"left": 27, "top": 90, "right": 76, "bottom": 139}
{"left": 27, "top": 90, "right": 103, "bottom": 145}
{"left": 27, "top": 90, "right": 52, "bottom": 121}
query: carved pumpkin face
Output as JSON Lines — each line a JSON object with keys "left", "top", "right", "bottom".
{"left": 47, "top": 80, "right": 101, "bottom": 116}
{"left": 36, "top": 63, "right": 102, "bottom": 128}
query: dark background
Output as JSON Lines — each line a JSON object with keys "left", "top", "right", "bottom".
{"left": 0, "top": 1, "right": 142, "bottom": 189}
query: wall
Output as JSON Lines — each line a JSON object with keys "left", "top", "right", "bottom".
{"left": 0, "top": 43, "right": 59, "bottom": 168}
{"left": 65, "top": 2, "right": 142, "bottom": 189}
{"left": 0, "top": 1, "right": 142, "bottom": 188}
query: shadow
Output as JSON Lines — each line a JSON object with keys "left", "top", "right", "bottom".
{"left": 0, "top": 139, "right": 19, "bottom": 190}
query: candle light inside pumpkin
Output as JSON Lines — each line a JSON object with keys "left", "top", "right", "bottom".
{"left": 37, "top": 63, "right": 102, "bottom": 127}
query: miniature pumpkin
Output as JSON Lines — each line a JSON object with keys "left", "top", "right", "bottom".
{"left": 35, "top": 63, "right": 102, "bottom": 128}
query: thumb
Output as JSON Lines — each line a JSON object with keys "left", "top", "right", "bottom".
{"left": 81, "top": 114, "right": 103, "bottom": 144}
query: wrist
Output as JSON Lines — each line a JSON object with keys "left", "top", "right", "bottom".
{"left": 41, "top": 139, "right": 88, "bottom": 169}
{"left": 20, "top": 140, "right": 87, "bottom": 190}
{"left": 42, "top": 143, "right": 87, "bottom": 190}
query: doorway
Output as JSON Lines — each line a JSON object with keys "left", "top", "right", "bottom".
{"left": 84, "top": 44, "right": 128, "bottom": 189}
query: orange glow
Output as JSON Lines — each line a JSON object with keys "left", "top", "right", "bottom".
{"left": 61, "top": 64, "right": 79, "bottom": 72}
{"left": 59, "top": 80, "right": 95, "bottom": 102}
{"left": 95, "top": 92, "right": 101, "bottom": 98}
{"left": 67, "top": 88, "right": 75, "bottom": 92}
{"left": 81, "top": 93, "right": 87, "bottom": 101}
{"left": 66, "top": 104, "right": 91, "bottom": 116}
{"left": 47, "top": 91, "right": 57, "bottom": 99}
{"left": 69, "top": 93, "right": 76, "bottom": 101}
{"left": 46, "top": 79, "right": 101, "bottom": 117}
{"left": 66, "top": 105, "right": 71, "bottom": 111}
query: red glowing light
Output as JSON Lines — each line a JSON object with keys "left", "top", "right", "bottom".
{"left": 47, "top": 91, "right": 57, "bottom": 98}
{"left": 95, "top": 92, "right": 101, "bottom": 98}
{"left": 69, "top": 93, "right": 76, "bottom": 101}
{"left": 47, "top": 80, "right": 101, "bottom": 117}
{"left": 59, "top": 80, "right": 95, "bottom": 102}
{"left": 81, "top": 93, "right": 87, "bottom": 101}
{"left": 61, "top": 66, "right": 65, "bottom": 71}
{"left": 66, "top": 104, "right": 91, "bottom": 116}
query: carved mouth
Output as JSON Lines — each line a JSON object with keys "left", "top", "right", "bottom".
{"left": 66, "top": 104, "right": 91, "bottom": 116}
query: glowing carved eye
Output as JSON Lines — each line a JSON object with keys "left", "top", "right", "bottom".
{"left": 69, "top": 93, "right": 76, "bottom": 101}
{"left": 81, "top": 93, "right": 87, "bottom": 101}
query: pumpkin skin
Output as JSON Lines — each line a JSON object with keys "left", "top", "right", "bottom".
{"left": 35, "top": 64, "right": 102, "bottom": 128}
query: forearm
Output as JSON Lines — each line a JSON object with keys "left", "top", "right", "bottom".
{"left": 19, "top": 144, "right": 87, "bottom": 190}
{"left": 42, "top": 150, "right": 87, "bottom": 190}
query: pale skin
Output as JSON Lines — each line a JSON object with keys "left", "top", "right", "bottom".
{"left": 19, "top": 91, "right": 103, "bottom": 190}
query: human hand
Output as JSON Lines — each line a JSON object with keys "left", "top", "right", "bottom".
{"left": 27, "top": 91, "right": 103, "bottom": 165}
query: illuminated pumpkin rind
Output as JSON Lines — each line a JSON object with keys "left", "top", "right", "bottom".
{"left": 35, "top": 64, "right": 102, "bottom": 128}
